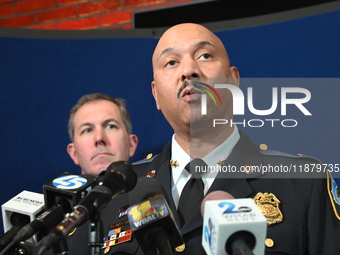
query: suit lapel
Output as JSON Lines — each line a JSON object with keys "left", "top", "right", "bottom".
{"left": 144, "top": 142, "right": 182, "bottom": 226}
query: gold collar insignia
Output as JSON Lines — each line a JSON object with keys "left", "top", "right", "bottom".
{"left": 170, "top": 160, "right": 179, "bottom": 168}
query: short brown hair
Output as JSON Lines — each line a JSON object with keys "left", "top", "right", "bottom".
{"left": 68, "top": 93, "right": 132, "bottom": 141}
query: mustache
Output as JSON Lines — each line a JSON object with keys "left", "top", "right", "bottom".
{"left": 91, "top": 146, "right": 114, "bottom": 160}
{"left": 177, "top": 81, "right": 207, "bottom": 99}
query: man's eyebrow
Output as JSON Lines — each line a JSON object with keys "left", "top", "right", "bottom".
{"left": 159, "top": 41, "right": 214, "bottom": 58}
{"left": 103, "top": 118, "right": 119, "bottom": 125}
{"left": 78, "top": 118, "right": 119, "bottom": 129}
{"left": 159, "top": 47, "right": 174, "bottom": 58}
{"left": 76, "top": 122, "right": 93, "bottom": 133}
{"left": 79, "top": 122, "right": 92, "bottom": 128}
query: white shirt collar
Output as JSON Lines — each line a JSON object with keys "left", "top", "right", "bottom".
{"left": 201, "top": 125, "right": 240, "bottom": 171}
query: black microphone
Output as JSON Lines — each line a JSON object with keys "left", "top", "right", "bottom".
{"left": 127, "top": 177, "right": 184, "bottom": 255}
{"left": 38, "top": 161, "right": 137, "bottom": 254}
{"left": 0, "top": 173, "right": 98, "bottom": 255}
{"left": 0, "top": 212, "right": 31, "bottom": 252}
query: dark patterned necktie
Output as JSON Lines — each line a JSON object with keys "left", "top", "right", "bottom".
{"left": 177, "top": 158, "right": 206, "bottom": 225}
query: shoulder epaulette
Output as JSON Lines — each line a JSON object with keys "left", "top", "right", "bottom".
{"left": 261, "top": 148, "right": 297, "bottom": 158}
{"left": 258, "top": 143, "right": 320, "bottom": 162}
{"left": 132, "top": 153, "right": 158, "bottom": 165}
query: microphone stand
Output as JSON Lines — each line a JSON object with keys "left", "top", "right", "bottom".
{"left": 88, "top": 212, "right": 103, "bottom": 255}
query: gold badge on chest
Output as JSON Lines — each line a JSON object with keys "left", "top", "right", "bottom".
{"left": 253, "top": 192, "right": 283, "bottom": 226}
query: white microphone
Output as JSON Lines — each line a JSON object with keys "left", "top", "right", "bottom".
{"left": 1, "top": 190, "right": 44, "bottom": 247}
{"left": 201, "top": 191, "right": 267, "bottom": 255}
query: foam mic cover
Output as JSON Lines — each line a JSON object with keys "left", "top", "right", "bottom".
{"left": 201, "top": 193, "right": 267, "bottom": 255}
{"left": 127, "top": 177, "right": 184, "bottom": 255}
{"left": 128, "top": 177, "right": 173, "bottom": 206}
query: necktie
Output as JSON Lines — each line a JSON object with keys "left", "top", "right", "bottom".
{"left": 177, "top": 158, "right": 206, "bottom": 225}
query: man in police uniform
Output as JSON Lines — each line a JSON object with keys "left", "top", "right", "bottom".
{"left": 67, "top": 23, "right": 340, "bottom": 254}
{"left": 66, "top": 93, "right": 138, "bottom": 176}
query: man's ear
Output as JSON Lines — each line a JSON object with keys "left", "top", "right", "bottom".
{"left": 151, "top": 81, "right": 161, "bottom": 110}
{"left": 67, "top": 143, "right": 79, "bottom": 165}
{"left": 129, "top": 134, "right": 139, "bottom": 158}
{"left": 230, "top": 66, "right": 240, "bottom": 87}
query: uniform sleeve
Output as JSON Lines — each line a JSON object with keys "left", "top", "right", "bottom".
{"left": 307, "top": 172, "right": 340, "bottom": 254}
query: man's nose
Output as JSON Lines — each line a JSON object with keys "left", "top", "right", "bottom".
{"left": 95, "top": 128, "right": 107, "bottom": 146}
{"left": 181, "top": 58, "right": 200, "bottom": 81}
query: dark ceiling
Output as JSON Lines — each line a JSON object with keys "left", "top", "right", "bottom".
{"left": 133, "top": 0, "right": 339, "bottom": 28}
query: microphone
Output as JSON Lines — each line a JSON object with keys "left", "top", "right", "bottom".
{"left": 127, "top": 177, "right": 184, "bottom": 255}
{"left": 38, "top": 161, "right": 137, "bottom": 254}
{"left": 43, "top": 173, "right": 98, "bottom": 211}
{"left": 201, "top": 191, "right": 267, "bottom": 255}
{"left": 0, "top": 190, "right": 44, "bottom": 251}
{"left": 200, "top": 190, "right": 235, "bottom": 217}
{"left": 0, "top": 173, "right": 98, "bottom": 255}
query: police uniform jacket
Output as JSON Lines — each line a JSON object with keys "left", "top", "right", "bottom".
{"left": 67, "top": 131, "right": 340, "bottom": 255}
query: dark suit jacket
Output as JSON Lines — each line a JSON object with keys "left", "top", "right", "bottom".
{"left": 67, "top": 131, "right": 340, "bottom": 255}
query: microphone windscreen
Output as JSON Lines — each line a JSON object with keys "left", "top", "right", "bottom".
{"left": 201, "top": 190, "right": 235, "bottom": 217}
{"left": 127, "top": 177, "right": 184, "bottom": 255}
{"left": 106, "top": 161, "right": 137, "bottom": 192}
{"left": 128, "top": 177, "right": 171, "bottom": 206}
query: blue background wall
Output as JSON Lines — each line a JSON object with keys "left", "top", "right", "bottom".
{"left": 0, "top": 7, "right": 339, "bottom": 234}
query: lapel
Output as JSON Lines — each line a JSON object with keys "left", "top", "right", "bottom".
{"left": 144, "top": 142, "right": 182, "bottom": 226}
{"left": 181, "top": 131, "right": 263, "bottom": 235}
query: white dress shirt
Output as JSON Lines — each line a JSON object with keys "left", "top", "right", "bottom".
{"left": 171, "top": 126, "right": 240, "bottom": 208}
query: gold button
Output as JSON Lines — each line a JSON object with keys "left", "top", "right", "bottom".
{"left": 104, "top": 246, "right": 111, "bottom": 254}
{"left": 244, "top": 165, "right": 254, "bottom": 174}
{"left": 146, "top": 153, "right": 153, "bottom": 160}
{"left": 297, "top": 153, "right": 306, "bottom": 156}
{"left": 265, "top": 238, "right": 274, "bottom": 247}
{"left": 259, "top": 144, "right": 268, "bottom": 150}
{"left": 175, "top": 243, "right": 185, "bottom": 252}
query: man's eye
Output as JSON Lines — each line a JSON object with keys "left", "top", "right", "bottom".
{"left": 199, "top": 53, "right": 211, "bottom": 60}
{"left": 166, "top": 60, "right": 177, "bottom": 67}
{"left": 81, "top": 128, "right": 92, "bottom": 134}
{"left": 106, "top": 124, "right": 117, "bottom": 129}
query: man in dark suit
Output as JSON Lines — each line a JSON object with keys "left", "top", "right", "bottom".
{"left": 67, "top": 23, "right": 340, "bottom": 255}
